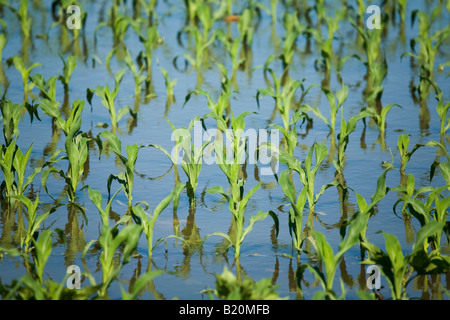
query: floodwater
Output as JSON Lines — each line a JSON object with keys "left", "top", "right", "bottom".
{"left": 0, "top": 0, "right": 449, "bottom": 300}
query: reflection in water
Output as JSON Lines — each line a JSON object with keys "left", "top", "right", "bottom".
{"left": 64, "top": 204, "right": 86, "bottom": 267}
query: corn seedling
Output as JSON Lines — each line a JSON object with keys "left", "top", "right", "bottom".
{"left": 0, "top": 29, "right": 7, "bottom": 65}
{"left": 206, "top": 266, "right": 287, "bottom": 300}
{"left": 393, "top": 181, "right": 450, "bottom": 253}
{"left": 217, "top": 31, "right": 244, "bottom": 81}
{"left": 58, "top": 55, "right": 76, "bottom": 93}
{"left": 362, "top": 222, "right": 450, "bottom": 300}
{"left": 396, "top": 135, "right": 444, "bottom": 174}
{"left": 364, "top": 104, "right": 402, "bottom": 137}
{"left": 41, "top": 100, "right": 91, "bottom": 203}
{"left": 257, "top": 69, "right": 304, "bottom": 131}
{"left": 184, "top": 87, "right": 232, "bottom": 121}
{"left": 0, "top": 0, "right": 32, "bottom": 39}
{"left": 351, "top": 20, "right": 387, "bottom": 104}
{"left": 280, "top": 142, "right": 338, "bottom": 229}
{"left": 12, "top": 56, "right": 40, "bottom": 102}
{"left": 308, "top": 7, "right": 345, "bottom": 71}
{"left": 98, "top": 223, "right": 143, "bottom": 297}
{"left": 87, "top": 69, "right": 131, "bottom": 133}
{"left": 402, "top": 10, "right": 450, "bottom": 100}
{"left": 131, "top": 184, "right": 187, "bottom": 260}
{"left": 271, "top": 111, "right": 308, "bottom": 156}
{"left": 31, "top": 74, "right": 58, "bottom": 106}
{"left": 299, "top": 82, "right": 348, "bottom": 134}
{"left": 237, "top": 8, "right": 255, "bottom": 47}
{"left": 136, "top": 0, "right": 158, "bottom": 24}
{"left": 0, "top": 139, "right": 42, "bottom": 201}
{"left": 205, "top": 112, "right": 279, "bottom": 258}
{"left": 335, "top": 109, "right": 371, "bottom": 172}
{"left": 181, "top": 26, "right": 219, "bottom": 72}
{"left": 98, "top": 131, "right": 144, "bottom": 212}
{"left": 349, "top": 169, "right": 390, "bottom": 249}
{"left": 10, "top": 195, "right": 49, "bottom": 254}
{"left": 31, "top": 229, "right": 53, "bottom": 284}
{"left": 133, "top": 26, "right": 161, "bottom": 79}
{"left": 434, "top": 87, "right": 450, "bottom": 138}
{"left": 305, "top": 211, "right": 367, "bottom": 300}
{"left": 0, "top": 91, "right": 29, "bottom": 146}
{"left": 166, "top": 117, "right": 209, "bottom": 204}
{"left": 124, "top": 51, "right": 146, "bottom": 99}
{"left": 279, "top": 13, "right": 300, "bottom": 68}
{"left": 87, "top": 186, "right": 143, "bottom": 297}
{"left": 160, "top": 65, "right": 177, "bottom": 106}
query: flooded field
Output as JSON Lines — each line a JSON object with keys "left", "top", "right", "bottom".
{"left": 0, "top": 0, "right": 449, "bottom": 300}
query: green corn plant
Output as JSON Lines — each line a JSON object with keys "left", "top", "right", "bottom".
{"left": 270, "top": 0, "right": 278, "bottom": 23}
{"left": 160, "top": 65, "right": 177, "bottom": 106}
{"left": 40, "top": 100, "right": 90, "bottom": 203}
{"left": 133, "top": 25, "right": 161, "bottom": 83}
{"left": 280, "top": 142, "right": 338, "bottom": 231}
{"left": 10, "top": 195, "right": 49, "bottom": 254}
{"left": 393, "top": 182, "right": 450, "bottom": 253}
{"left": 0, "top": 92, "right": 28, "bottom": 147}
{"left": 136, "top": 0, "right": 157, "bottom": 24}
{"left": 98, "top": 223, "right": 142, "bottom": 297}
{"left": 205, "top": 266, "right": 287, "bottom": 300}
{"left": 181, "top": 26, "right": 220, "bottom": 72}
{"left": 0, "top": 139, "right": 42, "bottom": 201}
{"left": 305, "top": 211, "right": 367, "bottom": 300}
{"left": 205, "top": 112, "right": 279, "bottom": 258}
{"left": 278, "top": 169, "right": 307, "bottom": 255}
{"left": 256, "top": 69, "right": 303, "bottom": 131}
{"left": 131, "top": 184, "right": 186, "bottom": 260}
{"left": 362, "top": 222, "right": 450, "bottom": 300}
{"left": 434, "top": 87, "right": 450, "bottom": 138}
{"left": 299, "top": 82, "right": 349, "bottom": 134}
{"left": 196, "top": 3, "right": 214, "bottom": 42}
{"left": 124, "top": 51, "right": 146, "bottom": 99}
{"left": 87, "top": 69, "right": 131, "bottom": 133}
{"left": 270, "top": 111, "right": 308, "bottom": 156}
{"left": 279, "top": 12, "right": 301, "bottom": 68}
{"left": 41, "top": 132, "right": 91, "bottom": 204}
{"left": 58, "top": 55, "right": 76, "bottom": 93}
{"left": 307, "top": 7, "right": 345, "bottom": 71}
{"left": 0, "top": 30, "right": 7, "bottom": 64}
{"left": 184, "top": 87, "right": 232, "bottom": 121}
{"left": 184, "top": 0, "right": 208, "bottom": 26}
{"left": 364, "top": 104, "right": 402, "bottom": 137}
{"left": 349, "top": 169, "right": 390, "bottom": 248}
{"left": 0, "top": 0, "right": 32, "bottom": 39}
{"left": 402, "top": 10, "right": 450, "bottom": 100}
{"left": 32, "top": 230, "right": 53, "bottom": 284}
{"left": 351, "top": 20, "right": 387, "bottom": 103}
{"left": 88, "top": 186, "right": 122, "bottom": 228}
{"left": 237, "top": 8, "right": 255, "bottom": 47}
{"left": 396, "top": 134, "right": 443, "bottom": 174}
{"left": 165, "top": 117, "right": 209, "bottom": 204}
{"left": 95, "top": 6, "right": 129, "bottom": 46}
{"left": 217, "top": 31, "right": 244, "bottom": 80}
{"left": 335, "top": 109, "right": 371, "bottom": 172}
{"left": 98, "top": 131, "right": 144, "bottom": 212}
{"left": 38, "top": 95, "right": 84, "bottom": 161}
{"left": 12, "top": 56, "right": 40, "bottom": 102}
{"left": 86, "top": 186, "right": 143, "bottom": 297}
{"left": 31, "top": 74, "right": 58, "bottom": 106}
